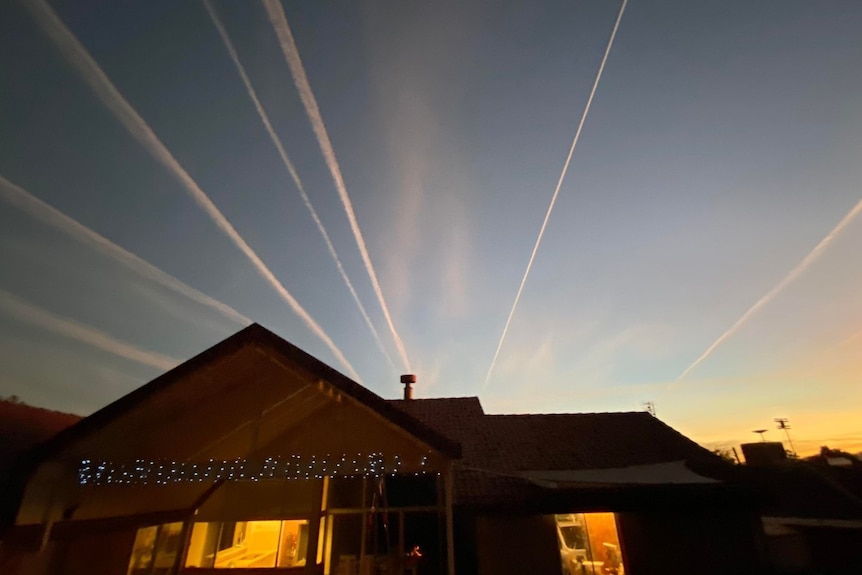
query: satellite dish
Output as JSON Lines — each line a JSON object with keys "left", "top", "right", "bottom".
{"left": 752, "top": 429, "right": 768, "bottom": 441}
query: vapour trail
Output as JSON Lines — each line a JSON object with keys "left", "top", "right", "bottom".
{"left": 23, "top": 0, "right": 360, "bottom": 381}
{"left": 0, "top": 290, "right": 178, "bottom": 371}
{"left": 483, "top": 0, "right": 629, "bottom": 388}
{"left": 673, "top": 193, "right": 862, "bottom": 384}
{"left": 263, "top": 0, "right": 411, "bottom": 373}
{"left": 203, "top": 1, "right": 396, "bottom": 373}
{"left": 0, "top": 173, "right": 250, "bottom": 327}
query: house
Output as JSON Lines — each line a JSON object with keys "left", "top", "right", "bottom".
{"left": 1, "top": 324, "right": 765, "bottom": 575}
{"left": 738, "top": 443, "right": 862, "bottom": 574}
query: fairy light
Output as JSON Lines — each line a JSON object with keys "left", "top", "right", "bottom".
{"left": 77, "top": 452, "right": 436, "bottom": 486}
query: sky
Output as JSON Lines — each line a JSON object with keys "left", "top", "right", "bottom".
{"left": 1, "top": 0, "right": 861, "bottom": 457}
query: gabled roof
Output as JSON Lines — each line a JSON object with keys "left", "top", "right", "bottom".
{"left": 27, "top": 324, "right": 460, "bottom": 467}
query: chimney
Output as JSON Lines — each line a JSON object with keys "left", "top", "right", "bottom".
{"left": 400, "top": 374, "right": 416, "bottom": 400}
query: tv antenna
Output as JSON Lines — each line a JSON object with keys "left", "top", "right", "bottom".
{"left": 752, "top": 429, "right": 768, "bottom": 442}
{"left": 774, "top": 418, "right": 797, "bottom": 457}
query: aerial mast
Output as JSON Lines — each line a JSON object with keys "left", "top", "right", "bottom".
{"left": 774, "top": 418, "right": 797, "bottom": 457}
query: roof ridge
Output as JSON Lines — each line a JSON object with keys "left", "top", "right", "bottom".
{"left": 24, "top": 324, "right": 461, "bottom": 465}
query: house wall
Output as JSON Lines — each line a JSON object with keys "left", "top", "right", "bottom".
{"left": 616, "top": 510, "right": 764, "bottom": 575}
{"left": 474, "top": 515, "right": 562, "bottom": 575}
{"left": 5, "top": 528, "right": 137, "bottom": 575}
{"left": 53, "top": 528, "right": 138, "bottom": 575}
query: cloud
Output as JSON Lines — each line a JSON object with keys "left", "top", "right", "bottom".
{"left": 24, "top": 0, "right": 358, "bottom": 380}
{"left": 0, "top": 290, "right": 178, "bottom": 371}
{"left": 0, "top": 172, "right": 249, "bottom": 326}
{"left": 674, "top": 191, "right": 862, "bottom": 383}
{"left": 203, "top": 1, "right": 394, "bottom": 372}
{"left": 263, "top": 0, "right": 410, "bottom": 373}
{"left": 495, "top": 333, "right": 557, "bottom": 385}
{"left": 482, "top": 0, "right": 630, "bottom": 388}
{"left": 436, "top": 194, "right": 472, "bottom": 320}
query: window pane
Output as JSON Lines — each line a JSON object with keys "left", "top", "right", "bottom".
{"left": 328, "top": 477, "right": 364, "bottom": 509}
{"left": 152, "top": 522, "right": 183, "bottom": 574}
{"left": 403, "top": 511, "right": 443, "bottom": 575}
{"left": 583, "top": 513, "right": 623, "bottom": 575}
{"left": 185, "top": 522, "right": 220, "bottom": 568}
{"left": 555, "top": 513, "right": 625, "bottom": 575}
{"left": 214, "top": 520, "right": 279, "bottom": 568}
{"left": 386, "top": 475, "right": 438, "bottom": 507}
{"left": 127, "top": 526, "right": 158, "bottom": 575}
{"left": 277, "top": 520, "right": 309, "bottom": 567}
{"left": 329, "top": 514, "right": 363, "bottom": 574}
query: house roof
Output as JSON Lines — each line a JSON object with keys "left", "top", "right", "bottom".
{"left": 7, "top": 327, "right": 743, "bottom": 519}
{"left": 390, "top": 398, "right": 719, "bottom": 471}
{"left": 389, "top": 397, "right": 735, "bottom": 511}
{"left": 0, "top": 400, "right": 80, "bottom": 470}
{"left": 27, "top": 324, "right": 460, "bottom": 467}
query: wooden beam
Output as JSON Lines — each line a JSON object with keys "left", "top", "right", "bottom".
{"left": 445, "top": 462, "right": 456, "bottom": 575}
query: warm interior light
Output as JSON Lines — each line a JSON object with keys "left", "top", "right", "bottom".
{"left": 184, "top": 520, "right": 309, "bottom": 569}
{"left": 555, "top": 513, "right": 625, "bottom": 575}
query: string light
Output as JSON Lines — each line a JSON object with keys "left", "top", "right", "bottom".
{"left": 77, "top": 452, "right": 436, "bottom": 486}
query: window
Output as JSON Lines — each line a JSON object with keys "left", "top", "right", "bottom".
{"left": 184, "top": 520, "right": 310, "bottom": 569}
{"left": 324, "top": 475, "right": 445, "bottom": 575}
{"left": 554, "top": 513, "right": 625, "bottom": 575}
{"left": 127, "top": 522, "right": 184, "bottom": 575}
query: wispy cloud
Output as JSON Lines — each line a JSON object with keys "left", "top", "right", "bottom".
{"left": 436, "top": 194, "right": 471, "bottom": 320}
{"left": 496, "top": 334, "right": 557, "bottom": 382}
{"left": 0, "top": 172, "right": 249, "bottom": 327}
{"left": 483, "top": 0, "right": 629, "bottom": 388}
{"left": 382, "top": 162, "right": 425, "bottom": 315}
{"left": 0, "top": 290, "right": 178, "bottom": 371}
{"left": 203, "top": 1, "right": 395, "bottom": 373}
{"left": 840, "top": 329, "right": 862, "bottom": 348}
{"left": 24, "top": 0, "right": 359, "bottom": 381}
{"left": 673, "top": 192, "right": 862, "bottom": 384}
{"left": 263, "top": 0, "right": 410, "bottom": 373}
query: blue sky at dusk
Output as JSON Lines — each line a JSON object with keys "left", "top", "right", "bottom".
{"left": 1, "top": 0, "right": 861, "bottom": 455}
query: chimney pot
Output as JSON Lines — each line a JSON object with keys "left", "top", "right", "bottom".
{"left": 400, "top": 374, "right": 416, "bottom": 400}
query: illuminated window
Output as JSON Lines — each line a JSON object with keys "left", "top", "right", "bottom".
{"left": 127, "top": 522, "right": 184, "bottom": 575}
{"left": 554, "top": 513, "right": 625, "bottom": 575}
{"left": 184, "top": 520, "right": 309, "bottom": 569}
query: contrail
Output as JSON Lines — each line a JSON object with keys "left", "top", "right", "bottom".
{"left": 0, "top": 290, "right": 178, "bottom": 371}
{"left": 204, "top": 1, "right": 396, "bottom": 373}
{"left": 263, "top": 0, "right": 411, "bottom": 372}
{"left": 483, "top": 0, "right": 629, "bottom": 388}
{"left": 673, "top": 193, "right": 862, "bottom": 384}
{"left": 23, "top": 0, "right": 360, "bottom": 381}
{"left": 0, "top": 173, "right": 250, "bottom": 327}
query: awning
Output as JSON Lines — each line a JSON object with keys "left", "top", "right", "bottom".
{"left": 521, "top": 461, "right": 721, "bottom": 488}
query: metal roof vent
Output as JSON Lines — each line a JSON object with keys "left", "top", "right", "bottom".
{"left": 400, "top": 374, "right": 416, "bottom": 400}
